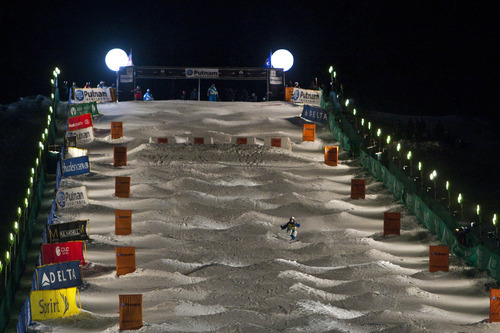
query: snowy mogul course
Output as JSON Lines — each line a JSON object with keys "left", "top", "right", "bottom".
{"left": 32, "top": 100, "right": 497, "bottom": 332}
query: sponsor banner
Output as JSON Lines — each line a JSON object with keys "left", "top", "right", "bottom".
{"left": 291, "top": 88, "right": 322, "bottom": 106}
{"left": 72, "top": 87, "right": 114, "bottom": 103}
{"left": 35, "top": 261, "right": 82, "bottom": 290}
{"left": 302, "top": 123, "right": 316, "bottom": 141}
{"left": 185, "top": 68, "right": 220, "bottom": 79}
{"left": 119, "top": 294, "right": 143, "bottom": 330}
{"left": 113, "top": 147, "right": 127, "bottom": 166}
{"left": 66, "top": 127, "right": 94, "bottom": 145}
{"left": 429, "top": 245, "right": 449, "bottom": 272}
{"left": 66, "top": 147, "right": 88, "bottom": 159}
{"left": 48, "top": 220, "right": 89, "bottom": 243}
{"left": 111, "top": 121, "right": 123, "bottom": 139}
{"left": 269, "top": 69, "right": 282, "bottom": 85}
{"left": 490, "top": 289, "right": 500, "bottom": 322}
{"left": 41, "top": 241, "right": 85, "bottom": 266}
{"left": 68, "top": 101, "right": 100, "bottom": 117}
{"left": 115, "top": 177, "right": 131, "bottom": 198}
{"left": 56, "top": 186, "right": 89, "bottom": 209}
{"left": 62, "top": 156, "right": 91, "bottom": 177}
{"left": 115, "top": 209, "right": 132, "bottom": 235}
{"left": 30, "top": 287, "right": 80, "bottom": 321}
{"left": 301, "top": 104, "right": 329, "bottom": 124}
{"left": 68, "top": 113, "right": 93, "bottom": 131}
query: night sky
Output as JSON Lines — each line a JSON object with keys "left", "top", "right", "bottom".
{"left": 0, "top": 1, "right": 497, "bottom": 119}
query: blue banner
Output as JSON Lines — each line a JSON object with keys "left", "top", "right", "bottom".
{"left": 35, "top": 260, "right": 83, "bottom": 290}
{"left": 300, "top": 104, "right": 329, "bottom": 124}
{"left": 62, "top": 155, "right": 90, "bottom": 177}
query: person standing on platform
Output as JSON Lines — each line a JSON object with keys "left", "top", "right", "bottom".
{"left": 207, "top": 83, "right": 218, "bottom": 101}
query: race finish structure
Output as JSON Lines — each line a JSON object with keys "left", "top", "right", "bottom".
{"left": 117, "top": 66, "right": 284, "bottom": 101}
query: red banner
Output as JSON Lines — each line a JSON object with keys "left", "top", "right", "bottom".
{"left": 41, "top": 241, "right": 85, "bottom": 265}
{"left": 67, "top": 113, "right": 93, "bottom": 131}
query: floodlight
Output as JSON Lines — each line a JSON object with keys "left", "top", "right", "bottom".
{"left": 271, "top": 49, "right": 294, "bottom": 72}
{"left": 105, "top": 48, "right": 128, "bottom": 72}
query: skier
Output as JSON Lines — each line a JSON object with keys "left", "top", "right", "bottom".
{"left": 207, "top": 83, "right": 218, "bottom": 101}
{"left": 281, "top": 216, "right": 300, "bottom": 241}
{"left": 143, "top": 89, "right": 154, "bottom": 101}
{"left": 134, "top": 86, "right": 143, "bottom": 100}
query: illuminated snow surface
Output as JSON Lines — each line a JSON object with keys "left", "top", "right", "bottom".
{"left": 29, "top": 100, "right": 498, "bottom": 332}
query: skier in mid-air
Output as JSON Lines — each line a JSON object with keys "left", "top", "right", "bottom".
{"left": 281, "top": 216, "right": 300, "bottom": 241}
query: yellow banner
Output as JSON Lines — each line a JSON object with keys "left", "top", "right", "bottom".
{"left": 30, "top": 287, "right": 80, "bottom": 320}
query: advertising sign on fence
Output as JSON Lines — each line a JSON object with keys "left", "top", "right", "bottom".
{"left": 116, "top": 247, "right": 136, "bottom": 276}
{"left": 72, "top": 87, "right": 115, "bottom": 103}
{"left": 301, "top": 104, "right": 328, "bottom": 123}
{"left": 56, "top": 186, "right": 89, "bottom": 209}
{"left": 429, "top": 245, "right": 449, "bottom": 272}
{"left": 66, "top": 127, "right": 94, "bottom": 145}
{"left": 113, "top": 147, "right": 127, "bottom": 166}
{"left": 67, "top": 113, "right": 93, "bottom": 131}
{"left": 30, "top": 287, "right": 81, "bottom": 321}
{"left": 115, "top": 209, "right": 132, "bottom": 235}
{"left": 68, "top": 101, "right": 100, "bottom": 117}
{"left": 62, "top": 156, "right": 91, "bottom": 177}
{"left": 291, "top": 88, "right": 322, "bottom": 106}
{"left": 48, "top": 220, "right": 89, "bottom": 243}
{"left": 41, "top": 241, "right": 85, "bottom": 265}
{"left": 119, "top": 294, "right": 143, "bottom": 330}
{"left": 34, "top": 261, "right": 82, "bottom": 290}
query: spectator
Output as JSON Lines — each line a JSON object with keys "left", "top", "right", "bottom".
{"left": 97, "top": 81, "right": 106, "bottom": 88}
{"left": 143, "top": 89, "right": 154, "bottom": 101}
{"left": 180, "top": 90, "right": 187, "bottom": 100}
{"left": 190, "top": 88, "right": 198, "bottom": 100}
{"left": 207, "top": 83, "right": 218, "bottom": 101}
{"left": 84, "top": 82, "right": 91, "bottom": 88}
{"left": 250, "top": 92, "right": 258, "bottom": 102}
{"left": 134, "top": 86, "right": 143, "bottom": 100}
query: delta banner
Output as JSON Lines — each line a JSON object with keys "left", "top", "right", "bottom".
{"left": 41, "top": 241, "right": 86, "bottom": 265}
{"left": 30, "top": 287, "right": 81, "bottom": 321}
{"left": 119, "top": 294, "right": 143, "bottom": 330}
{"left": 66, "top": 126, "right": 95, "bottom": 145}
{"left": 115, "top": 209, "right": 132, "bottom": 235}
{"left": 67, "top": 113, "right": 93, "bottom": 132}
{"left": 34, "top": 261, "right": 82, "bottom": 290}
{"left": 291, "top": 88, "right": 322, "bottom": 107}
{"left": 429, "top": 245, "right": 449, "bottom": 272}
{"left": 56, "top": 185, "right": 89, "bottom": 209}
{"left": 72, "top": 87, "right": 115, "bottom": 104}
{"left": 68, "top": 101, "right": 100, "bottom": 117}
{"left": 48, "top": 220, "right": 89, "bottom": 243}
{"left": 116, "top": 247, "right": 136, "bottom": 276}
{"left": 62, "top": 155, "right": 90, "bottom": 177}
{"left": 490, "top": 289, "right": 500, "bottom": 322}
{"left": 301, "top": 104, "right": 329, "bottom": 123}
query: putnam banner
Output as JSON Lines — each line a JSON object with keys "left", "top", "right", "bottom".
{"left": 68, "top": 101, "right": 100, "bottom": 117}
{"left": 185, "top": 68, "right": 220, "bottom": 79}
{"left": 56, "top": 186, "right": 89, "bottom": 209}
{"left": 41, "top": 241, "right": 86, "bottom": 266}
{"left": 291, "top": 88, "right": 322, "bottom": 107}
{"left": 301, "top": 105, "right": 328, "bottom": 123}
{"left": 116, "top": 247, "right": 136, "bottom": 276}
{"left": 68, "top": 113, "right": 93, "bottom": 131}
{"left": 72, "top": 87, "right": 115, "bottom": 103}
{"left": 35, "top": 261, "right": 82, "bottom": 290}
{"left": 66, "top": 126, "right": 95, "bottom": 145}
{"left": 62, "top": 156, "right": 91, "bottom": 177}
{"left": 30, "top": 287, "right": 80, "bottom": 321}
{"left": 48, "top": 220, "right": 89, "bottom": 243}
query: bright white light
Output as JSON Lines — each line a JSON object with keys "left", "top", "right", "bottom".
{"left": 271, "top": 49, "right": 294, "bottom": 72}
{"left": 105, "top": 48, "right": 128, "bottom": 71}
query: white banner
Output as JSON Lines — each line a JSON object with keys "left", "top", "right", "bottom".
{"left": 291, "top": 88, "right": 322, "bottom": 107}
{"left": 185, "top": 68, "right": 220, "bottom": 79}
{"left": 56, "top": 186, "right": 89, "bottom": 209}
{"left": 66, "top": 127, "right": 94, "bottom": 145}
{"left": 72, "top": 88, "right": 114, "bottom": 104}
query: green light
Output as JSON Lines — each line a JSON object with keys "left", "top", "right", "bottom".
{"left": 27, "top": 188, "right": 30, "bottom": 197}
{"left": 334, "top": 71, "right": 336, "bottom": 78}
{"left": 31, "top": 167, "right": 35, "bottom": 176}
{"left": 493, "top": 214, "right": 497, "bottom": 226}
{"left": 386, "top": 135, "right": 391, "bottom": 144}
{"left": 328, "top": 66, "right": 333, "bottom": 74}
{"left": 6, "top": 251, "right": 10, "bottom": 262}
{"left": 377, "top": 128, "right": 381, "bottom": 137}
{"left": 55, "top": 67, "right": 60, "bottom": 74}
{"left": 397, "top": 143, "right": 401, "bottom": 152}
{"left": 0, "top": 260, "right": 2, "bottom": 272}
{"left": 44, "top": 128, "right": 48, "bottom": 136}
{"left": 418, "top": 162, "right": 422, "bottom": 171}
{"left": 368, "top": 122, "right": 371, "bottom": 130}
{"left": 14, "top": 221, "right": 18, "bottom": 232}
{"left": 30, "top": 177, "right": 34, "bottom": 185}
{"left": 50, "top": 79, "right": 54, "bottom": 85}
{"left": 51, "top": 93, "right": 54, "bottom": 100}
{"left": 17, "top": 207, "right": 21, "bottom": 216}
{"left": 353, "top": 108, "right": 357, "bottom": 116}
{"left": 24, "top": 198, "right": 28, "bottom": 207}
{"left": 458, "top": 193, "right": 463, "bottom": 204}
{"left": 446, "top": 181, "right": 449, "bottom": 190}
{"left": 345, "top": 99, "right": 350, "bottom": 107}
{"left": 49, "top": 106, "right": 53, "bottom": 114}
{"left": 36, "top": 158, "right": 39, "bottom": 166}
{"left": 39, "top": 141, "right": 43, "bottom": 149}
{"left": 430, "top": 170, "right": 437, "bottom": 180}
{"left": 361, "top": 118, "right": 365, "bottom": 126}
{"left": 9, "top": 233, "right": 14, "bottom": 243}
{"left": 407, "top": 151, "right": 412, "bottom": 160}
{"left": 477, "top": 204, "right": 481, "bottom": 216}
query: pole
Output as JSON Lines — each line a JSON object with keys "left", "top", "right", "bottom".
{"left": 198, "top": 78, "right": 201, "bottom": 101}
{"left": 116, "top": 70, "right": 119, "bottom": 102}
